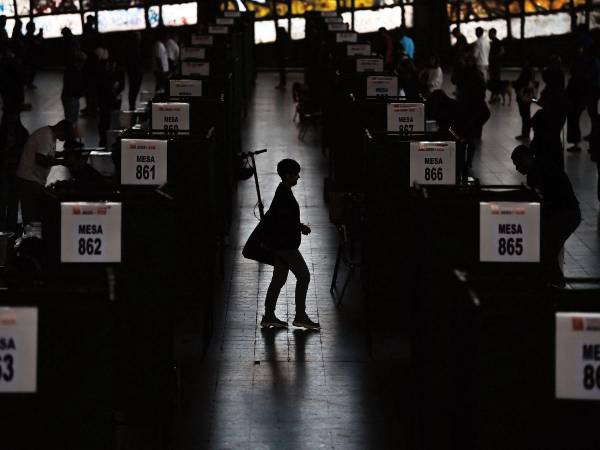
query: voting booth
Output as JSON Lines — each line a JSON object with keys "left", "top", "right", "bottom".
{"left": 411, "top": 275, "right": 600, "bottom": 450}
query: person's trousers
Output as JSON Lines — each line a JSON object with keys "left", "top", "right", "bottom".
{"left": 16, "top": 177, "right": 44, "bottom": 226}
{"left": 128, "top": 71, "right": 143, "bottom": 111}
{"left": 542, "top": 208, "right": 581, "bottom": 284}
{"left": 155, "top": 71, "right": 167, "bottom": 93}
{"left": 567, "top": 100, "right": 586, "bottom": 144}
{"left": 517, "top": 100, "right": 531, "bottom": 137}
{"left": 61, "top": 96, "right": 80, "bottom": 124}
{"left": 264, "top": 248, "right": 310, "bottom": 316}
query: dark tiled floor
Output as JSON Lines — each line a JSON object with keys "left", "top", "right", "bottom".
{"left": 15, "top": 68, "right": 600, "bottom": 449}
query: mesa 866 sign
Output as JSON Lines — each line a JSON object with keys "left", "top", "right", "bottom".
{"left": 409, "top": 141, "right": 456, "bottom": 186}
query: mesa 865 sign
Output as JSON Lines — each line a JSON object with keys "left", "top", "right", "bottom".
{"left": 479, "top": 202, "right": 540, "bottom": 263}
{"left": 409, "top": 141, "right": 456, "bottom": 186}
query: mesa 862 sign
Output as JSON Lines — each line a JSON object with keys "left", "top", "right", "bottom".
{"left": 60, "top": 202, "right": 122, "bottom": 263}
{"left": 479, "top": 202, "right": 540, "bottom": 263}
{"left": 409, "top": 141, "right": 456, "bottom": 186}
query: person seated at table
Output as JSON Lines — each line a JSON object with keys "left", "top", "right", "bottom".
{"left": 15, "top": 120, "right": 78, "bottom": 225}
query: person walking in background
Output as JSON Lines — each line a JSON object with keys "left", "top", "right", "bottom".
{"left": 260, "top": 159, "right": 320, "bottom": 331}
{"left": 97, "top": 56, "right": 124, "bottom": 147}
{"left": 80, "top": 17, "right": 99, "bottom": 117}
{"left": 375, "top": 27, "right": 395, "bottom": 70}
{"left": 451, "top": 27, "right": 468, "bottom": 65}
{"left": 125, "top": 31, "right": 143, "bottom": 111}
{"left": 153, "top": 30, "right": 169, "bottom": 93}
{"left": 488, "top": 28, "right": 503, "bottom": 82}
{"left": 473, "top": 26, "right": 490, "bottom": 82}
{"left": 165, "top": 31, "right": 180, "bottom": 74}
{"left": 24, "top": 21, "right": 42, "bottom": 89}
{"left": 275, "top": 26, "right": 290, "bottom": 90}
{"left": 565, "top": 45, "right": 593, "bottom": 153}
{"left": 61, "top": 49, "right": 86, "bottom": 125}
{"left": 420, "top": 55, "right": 443, "bottom": 96}
{"left": 514, "top": 59, "right": 536, "bottom": 142}
{"left": 0, "top": 111, "right": 29, "bottom": 232}
{"left": 398, "top": 26, "right": 414, "bottom": 60}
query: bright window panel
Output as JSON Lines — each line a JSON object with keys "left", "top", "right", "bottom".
{"left": 254, "top": 19, "right": 276, "bottom": 43}
{"left": 291, "top": 17, "right": 305, "bottom": 40}
{"left": 404, "top": 4, "right": 414, "bottom": 27}
{"left": 0, "top": 0, "right": 15, "bottom": 16}
{"left": 511, "top": 17, "right": 522, "bottom": 38}
{"left": 98, "top": 8, "right": 145, "bottom": 33}
{"left": 275, "top": 1, "right": 288, "bottom": 17}
{"left": 32, "top": 0, "right": 81, "bottom": 15}
{"left": 148, "top": 5, "right": 159, "bottom": 27}
{"left": 16, "top": 0, "right": 29, "bottom": 14}
{"left": 523, "top": 12, "right": 571, "bottom": 37}
{"left": 448, "top": 0, "right": 505, "bottom": 21}
{"left": 276, "top": 17, "right": 288, "bottom": 31}
{"left": 456, "top": 18, "right": 508, "bottom": 42}
{"left": 33, "top": 14, "right": 82, "bottom": 38}
{"left": 162, "top": 2, "right": 197, "bottom": 27}
{"left": 354, "top": 6, "right": 402, "bottom": 34}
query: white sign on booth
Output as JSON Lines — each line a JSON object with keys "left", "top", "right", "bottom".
{"left": 0, "top": 307, "right": 37, "bottom": 393}
{"left": 366, "top": 76, "right": 398, "bottom": 97}
{"left": 328, "top": 23, "right": 348, "bottom": 31}
{"left": 336, "top": 32, "right": 357, "bottom": 43}
{"left": 479, "top": 202, "right": 540, "bottom": 262}
{"left": 191, "top": 35, "right": 213, "bottom": 46}
{"left": 152, "top": 103, "right": 190, "bottom": 132}
{"left": 347, "top": 44, "right": 371, "bottom": 56}
{"left": 556, "top": 312, "right": 600, "bottom": 400}
{"left": 209, "top": 25, "right": 229, "bottom": 34}
{"left": 181, "top": 47, "right": 206, "bottom": 60}
{"left": 325, "top": 17, "right": 343, "bottom": 23}
{"left": 120, "top": 139, "right": 167, "bottom": 185}
{"left": 60, "top": 202, "right": 122, "bottom": 263}
{"left": 387, "top": 103, "right": 425, "bottom": 133}
{"left": 170, "top": 79, "right": 203, "bottom": 97}
{"left": 224, "top": 11, "right": 241, "bottom": 18}
{"left": 182, "top": 61, "right": 210, "bottom": 77}
{"left": 409, "top": 141, "right": 456, "bottom": 186}
{"left": 356, "top": 58, "right": 384, "bottom": 73}
{"left": 216, "top": 17, "right": 235, "bottom": 25}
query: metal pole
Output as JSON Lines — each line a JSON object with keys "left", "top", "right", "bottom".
{"left": 251, "top": 153, "right": 265, "bottom": 219}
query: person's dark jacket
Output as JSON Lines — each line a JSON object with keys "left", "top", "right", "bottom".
{"left": 527, "top": 158, "right": 579, "bottom": 212}
{"left": 264, "top": 183, "right": 301, "bottom": 250}
{"left": 62, "top": 61, "right": 85, "bottom": 98}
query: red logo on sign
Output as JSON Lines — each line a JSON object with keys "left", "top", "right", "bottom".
{"left": 572, "top": 317, "right": 584, "bottom": 331}
{"left": 72, "top": 206, "right": 81, "bottom": 215}
{"left": 97, "top": 206, "right": 108, "bottom": 215}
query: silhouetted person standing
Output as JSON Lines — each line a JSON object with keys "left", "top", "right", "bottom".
{"left": 153, "top": 30, "right": 169, "bottom": 93}
{"left": 566, "top": 46, "right": 591, "bottom": 152}
{"left": 512, "top": 145, "right": 581, "bottom": 287}
{"left": 125, "top": 32, "right": 143, "bottom": 111}
{"left": 61, "top": 49, "right": 86, "bottom": 124}
{"left": 261, "top": 159, "right": 320, "bottom": 330}
{"left": 275, "top": 26, "right": 289, "bottom": 89}
{"left": 514, "top": 59, "right": 536, "bottom": 141}
{"left": 473, "top": 26, "right": 490, "bottom": 82}
{"left": 488, "top": 28, "right": 503, "bottom": 81}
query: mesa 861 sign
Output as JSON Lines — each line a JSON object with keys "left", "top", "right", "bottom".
{"left": 120, "top": 139, "right": 167, "bottom": 185}
{"left": 61, "top": 202, "right": 122, "bottom": 263}
{"left": 556, "top": 313, "right": 600, "bottom": 400}
{"left": 479, "top": 202, "right": 540, "bottom": 263}
{"left": 409, "top": 141, "right": 456, "bottom": 186}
